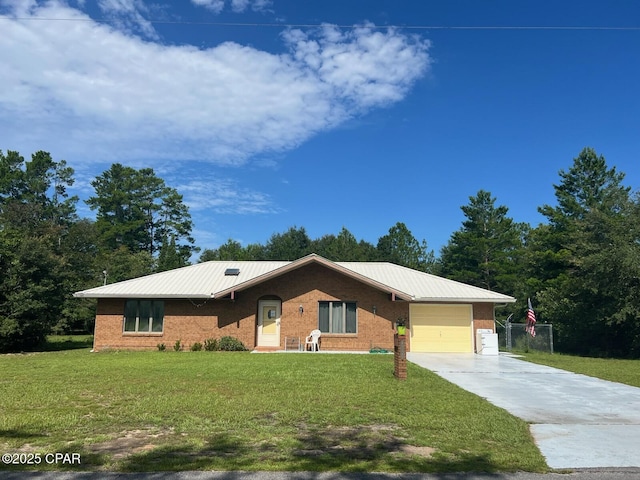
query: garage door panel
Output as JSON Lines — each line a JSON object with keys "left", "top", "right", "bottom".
{"left": 410, "top": 304, "right": 472, "bottom": 353}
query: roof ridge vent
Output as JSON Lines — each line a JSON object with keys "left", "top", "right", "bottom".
{"left": 224, "top": 268, "right": 240, "bottom": 276}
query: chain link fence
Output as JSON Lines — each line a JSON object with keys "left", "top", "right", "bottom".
{"left": 499, "top": 322, "right": 554, "bottom": 353}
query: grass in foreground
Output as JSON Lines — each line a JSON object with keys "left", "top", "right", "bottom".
{"left": 519, "top": 351, "right": 640, "bottom": 388}
{"left": 0, "top": 350, "right": 547, "bottom": 473}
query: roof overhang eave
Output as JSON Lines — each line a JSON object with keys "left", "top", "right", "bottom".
{"left": 73, "top": 293, "right": 213, "bottom": 299}
{"left": 411, "top": 296, "right": 517, "bottom": 304}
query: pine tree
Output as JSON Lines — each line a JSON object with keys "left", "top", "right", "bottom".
{"left": 439, "top": 190, "right": 526, "bottom": 293}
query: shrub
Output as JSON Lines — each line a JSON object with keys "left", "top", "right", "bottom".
{"left": 173, "top": 339, "right": 182, "bottom": 352}
{"left": 190, "top": 342, "right": 203, "bottom": 352}
{"left": 217, "top": 336, "right": 248, "bottom": 351}
{"left": 204, "top": 338, "right": 217, "bottom": 351}
{"left": 157, "top": 343, "right": 166, "bottom": 351}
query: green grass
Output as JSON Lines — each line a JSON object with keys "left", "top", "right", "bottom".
{"left": 0, "top": 350, "right": 547, "bottom": 473}
{"left": 519, "top": 351, "right": 640, "bottom": 388}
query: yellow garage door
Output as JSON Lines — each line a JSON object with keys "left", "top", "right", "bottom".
{"left": 410, "top": 304, "right": 473, "bottom": 353}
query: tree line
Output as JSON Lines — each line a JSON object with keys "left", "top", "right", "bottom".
{"left": 1, "top": 147, "right": 639, "bottom": 357}
{"left": 200, "top": 222, "right": 435, "bottom": 271}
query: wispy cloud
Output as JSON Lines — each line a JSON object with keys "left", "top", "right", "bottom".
{"left": 97, "top": 0, "right": 159, "bottom": 39}
{"left": 191, "top": 0, "right": 272, "bottom": 13}
{"left": 190, "top": 0, "right": 225, "bottom": 14}
{"left": 179, "top": 179, "right": 280, "bottom": 215}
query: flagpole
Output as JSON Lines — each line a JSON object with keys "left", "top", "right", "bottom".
{"left": 526, "top": 298, "right": 530, "bottom": 352}
{"left": 526, "top": 314, "right": 529, "bottom": 353}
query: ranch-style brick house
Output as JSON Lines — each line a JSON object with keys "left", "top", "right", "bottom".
{"left": 74, "top": 254, "right": 515, "bottom": 353}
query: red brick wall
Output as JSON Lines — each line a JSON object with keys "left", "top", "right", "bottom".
{"left": 92, "top": 263, "right": 408, "bottom": 352}
{"left": 92, "top": 297, "right": 252, "bottom": 351}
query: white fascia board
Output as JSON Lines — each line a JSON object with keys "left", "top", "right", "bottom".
{"left": 411, "top": 296, "right": 516, "bottom": 303}
{"left": 72, "top": 293, "right": 212, "bottom": 299}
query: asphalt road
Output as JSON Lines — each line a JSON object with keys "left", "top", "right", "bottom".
{"left": 3, "top": 469, "right": 640, "bottom": 480}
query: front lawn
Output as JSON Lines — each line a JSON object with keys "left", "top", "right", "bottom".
{"left": 519, "top": 351, "right": 640, "bottom": 388}
{"left": 0, "top": 350, "right": 547, "bottom": 473}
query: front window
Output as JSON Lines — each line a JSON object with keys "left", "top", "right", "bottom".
{"left": 318, "top": 301, "right": 357, "bottom": 334}
{"left": 124, "top": 299, "right": 164, "bottom": 333}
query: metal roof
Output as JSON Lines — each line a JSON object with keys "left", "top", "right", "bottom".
{"left": 73, "top": 261, "right": 289, "bottom": 299}
{"left": 337, "top": 262, "right": 516, "bottom": 303}
{"left": 73, "top": 254, "right": 515, "bottom": 303}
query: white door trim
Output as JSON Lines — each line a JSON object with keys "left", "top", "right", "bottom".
{"left": 257, "top": 300, "right": 281, "bottom": 347}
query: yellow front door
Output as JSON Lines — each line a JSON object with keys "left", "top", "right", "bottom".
{"left": 257, "top": 300, "right": 281, "bottom": 347}
{"left": 410, "top": 304, "right": 473, "bottom": 353}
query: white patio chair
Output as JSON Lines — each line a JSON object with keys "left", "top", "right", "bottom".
{"left": 305, "top": 329, "right": 321, "bottom": 352}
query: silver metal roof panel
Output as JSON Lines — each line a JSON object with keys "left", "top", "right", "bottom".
{"left": 74, "top": 254, "right": 515, "bottom": 303}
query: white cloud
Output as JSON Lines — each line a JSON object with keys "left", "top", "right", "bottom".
{"left": 0, "top": 1, "right": 431, "bottom": 168}
{"left": 190, "top": 0, "right": 225, "bottom": 14}
{"left": 283, "top": 23, "right": 431, "bottom": 110}
{"left": 232, "top": 0, "right": 272, "bottom": 13}
{"left": 230, "top": 0, "right": 250, "bottom": 12}
{"left": 191, "top": 0, "right": 272, "bottom": 13}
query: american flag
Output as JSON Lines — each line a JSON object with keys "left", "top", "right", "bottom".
{"left": 526, "top": 298, "right": 537, "bottom": 338}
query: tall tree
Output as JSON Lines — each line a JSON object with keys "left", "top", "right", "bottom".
{"left": 87, "top": 164, "right": 195, "bottom": 261}
{"left": 56, "top": 219, "right": 100, "bottom": 334}
{"left": 0, "top": 150, "right": 77, "bottom": 229}
{"left": 540, "top": 147, "right": 629, "bottom": 222}
{"left": 376, "top": 222, "right": 435, "bottom": 272}
{"left": 86, "top": 163, "right": 145, "bottom": 252}
{"left": 0, "top": 150, "right": 77, "bottom": 351}
{"left": 157, "top": 235, "right": 185, "bottom": 272}
{"left": 531, "top": 147, "right": 637, "bottom": 357}
{"left": 156, "top": 187, "right": 195, "bottom": 263}
{"left": 0, "top": 229, "right": 66, "bottom": 351}
{"left": 439, "top": 190, "right": 527, "bottom": 293}
{"left": 134, "top": 167, "right": 166, "bottom": 255}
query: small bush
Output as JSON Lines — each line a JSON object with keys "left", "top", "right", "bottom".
{"left": 190, "top": 342, "right": 203, "bottom": 352}
{"left": 173, "top": 339, "right": 182, "bottom": 352}
{"left": 217, "top": 336, "right": 248, "bottom": 351}
{"left": 204, "top": 338, "right": 217, "bottom": 351}
{"left": 157, "top": 343, "right": 166, "bottom": 351}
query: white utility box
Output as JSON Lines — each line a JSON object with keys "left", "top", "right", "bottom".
{"left": 476, "top": 329, "right": 499, "bottom": 355}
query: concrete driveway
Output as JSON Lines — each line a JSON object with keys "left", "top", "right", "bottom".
{"left": 407, "top": 353, "right": 640, "bottom": 469}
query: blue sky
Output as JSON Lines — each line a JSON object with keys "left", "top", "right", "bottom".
{"left": 2, "top": 0, "right": 639, "bottom": 257}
